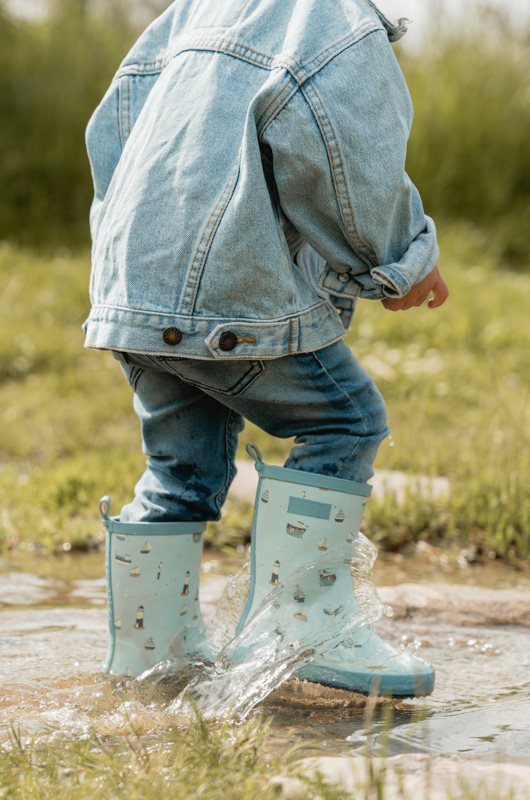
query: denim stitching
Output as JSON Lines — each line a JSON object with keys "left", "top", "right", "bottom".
{"left": 300, "top": 75, "right": 377, "bottom": 267}
{"left": 310, "top": 351, "right": 369, "bottom": 471}
{"left": 213, "top": 410, "right": 238, "bottom": 515}
{"left": 179, "top": 159, "right": 242, "bottom": 314}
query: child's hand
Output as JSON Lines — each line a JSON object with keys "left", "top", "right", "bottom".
{"left": 381, "top": 265, "right": 449, "bottom": 311}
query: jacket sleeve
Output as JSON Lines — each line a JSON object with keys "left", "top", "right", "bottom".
{"left": 262, "top": 28, "right": 439, "bottom": 301}
{"left": 85, "top": 79, "right": 123, "bottom": 242}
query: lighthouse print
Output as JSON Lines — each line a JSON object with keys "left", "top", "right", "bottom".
{"left": 181, "top": 570, "right": 190, "bottom": 596}
{"left": 269, "top": 560, "right": 280, "bottom": 585}
{"left": 134, "top": 605, "right": 145, "bottom": 629}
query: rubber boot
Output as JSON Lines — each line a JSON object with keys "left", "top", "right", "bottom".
{"left": 235, "top": 446, "right": 435, "bottom": 697}
{"left": 99, "top": 497, "right": 210, "bottom": 677}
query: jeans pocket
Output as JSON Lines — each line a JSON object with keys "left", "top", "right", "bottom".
{"left": 156, "top": 357, "right": 265, "bottom": 397}
{"left": 111, "top": 350, "right": 145, "bottom": 391}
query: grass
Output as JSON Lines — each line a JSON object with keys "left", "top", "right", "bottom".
{"left": 1, "top": 709, "right": 527, "bottom": 800}
{"left": 0, "top": 222, "right": 529, "bottom": 561}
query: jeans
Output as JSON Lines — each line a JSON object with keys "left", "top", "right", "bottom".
{"left": 113, "top": 341, "right": 389, "bottom": 522}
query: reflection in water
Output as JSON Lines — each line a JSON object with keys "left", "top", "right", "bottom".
{"left": 0, "top": 550, "right": 529, "bottom": 763}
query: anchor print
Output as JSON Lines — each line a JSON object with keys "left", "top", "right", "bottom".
{"left": 156, "top": 562, "right": 162, "bottom": 580}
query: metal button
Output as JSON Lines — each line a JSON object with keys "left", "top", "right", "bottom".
{"left": 338, "top": 273, "right": 350, "bottom": 283}
{"left": 218, "top": 331, "right": 238, "bottom": 352}
{"left": 162, "top": 327, "right": 182, "bottom": 346}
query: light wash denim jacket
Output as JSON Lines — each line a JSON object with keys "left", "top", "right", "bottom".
{"left": 84, "top": 0, "right": 439, "bottom": 360}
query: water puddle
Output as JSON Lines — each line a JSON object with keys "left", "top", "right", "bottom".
{"left": 1, "top": 548, "right": 529, "bottom": 764}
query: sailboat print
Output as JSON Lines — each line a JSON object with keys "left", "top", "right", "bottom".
{"left": 140, "top": 542, "right": 152, "bottom": 554}
{"left": 286, "top": 521, "right": 308, "bottom": 538}
{"left": 317, "top": 537, "right": 328, "bottom": 551}
{"left": 128, "top": 566, "right": 141, "bottom": 577}
{"left": 261, "top": 489, "right": 270, "bottom": 503}
{"left": 115, "top": 553, "right": 132, "bottom": 564}
{"left": 334, "top": 509, "right": 345, "bottom": 523}
{"left": 144, "top": 637, "right": 155, "bottom": 650}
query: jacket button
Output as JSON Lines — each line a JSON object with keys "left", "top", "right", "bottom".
{"left": 218, "top": 331, "right": 238, "bottom": 352}
{"left": 338, "top": 273, "right": 350, "bottom": 283}
{"left": 162, "top": 327, "right": 182, "bottom": 346}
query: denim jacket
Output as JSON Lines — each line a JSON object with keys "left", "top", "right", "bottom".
{"left": 84, "top": 0, "right": 439, "bottom": 360}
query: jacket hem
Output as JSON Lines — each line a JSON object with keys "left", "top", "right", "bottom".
{"left": 83, "top": 301, "right": 346, "bottom": 360}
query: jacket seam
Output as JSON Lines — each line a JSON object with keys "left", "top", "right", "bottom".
{"left": 301, "top": 77, "right": 377, "bottom": 267}
{"left": 178, "top": 159, "right": 242, "bottom": 314}
{"left": 115, "top": 24, "right": 382, "bottom": 82}
{"left": 88, "top": 299, "right": 330, "bottom": 323}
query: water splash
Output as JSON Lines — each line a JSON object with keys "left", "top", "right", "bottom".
{"left": 168, "top": 534, "right": 390, "bottom": 720}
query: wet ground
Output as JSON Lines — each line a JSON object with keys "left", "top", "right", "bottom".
{"left": 1, "top": 549, "right": 529, "bottom": 776}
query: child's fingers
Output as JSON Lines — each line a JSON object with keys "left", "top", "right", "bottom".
{"left": 428, "top": 278, "right": 449, "bottom": 309}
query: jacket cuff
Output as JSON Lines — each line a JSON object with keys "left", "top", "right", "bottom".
{"left": 319, "top": 216, "right": 439, "bottom": 301}
{"left": 370, "top": 216, "right": 439, "bottom": 298}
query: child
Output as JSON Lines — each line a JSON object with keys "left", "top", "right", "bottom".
{"left": 86, "top": 0, "right": 448, "bottom": 694}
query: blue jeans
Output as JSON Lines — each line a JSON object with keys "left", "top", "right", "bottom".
{"left": 113, "top": 342, "right": 389, "bottom": 522}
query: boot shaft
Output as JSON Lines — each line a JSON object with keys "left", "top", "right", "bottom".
{"left": 238, "top": 446, "right": 371, "bottom": 632}
{"left": 100, "top": 498, "right": 206, "bottom": 677}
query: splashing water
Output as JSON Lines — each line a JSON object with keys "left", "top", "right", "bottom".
{"left": 163, "top": 533, "right": 391, "bottom": 720}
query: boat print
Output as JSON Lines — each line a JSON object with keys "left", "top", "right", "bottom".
{"left": 286, "top": 521, "right": 308, "bottom": 538}
{"left": 192, "top": 532, "right": 202, "bottom": 543}
{"left": 261, "top": 489, "right": 270, "bottom": 503}
{"left": 143, "top": 637, "right": 155, "bottom": 650}
{"left": 128, "top": 566, "right": 141, "bottom": 577}
{"left": 179, "top": 604, "right": 188, "bottom": 616}
{"left": 323, "top": 605, "right": 344, "bottom": 617}
{"left": 334, "top": 509, "right": 345, "bottom": 523}
{"left": 140, "top": 542, "right": 152, "bottom": 554}
{"left": 346, "top": 531, "right": 355, "bottom": 543}
{"left": 317, "top": 538, "right": 328, "bottom": 551}
{"left": 293, "top": 612, "right": 308, "bottom": 622}
{"left": 116, "top": 534, "right": 128, "bottom": 542}
{"left": 114, "top": 619, "right": 122, "bottom": 629}
{"left": 115, "top": 553, "right": 132, "bottom": 564}
{"left": 319, "top": 569, "right": 337, "bottom": 587}
{"left": 294, "top": 586, "right": 306, "bottom": 603}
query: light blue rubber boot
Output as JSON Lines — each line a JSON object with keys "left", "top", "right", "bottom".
{"left": 236, "top": 446, "right": 435, "bottom": 697}
{"left": 99, "top": 497, "right": 210, "bottom": 677}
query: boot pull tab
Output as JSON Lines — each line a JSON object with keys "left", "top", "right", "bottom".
{"left": 246, "top": 443, "right": 263, "bottom": 469}
{"left": 99, "top": 496, "right": 112, "bottom": 521}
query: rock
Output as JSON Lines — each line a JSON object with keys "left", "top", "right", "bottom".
{"left": 379, "top": 583, "right": 530, "bottom": 628}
